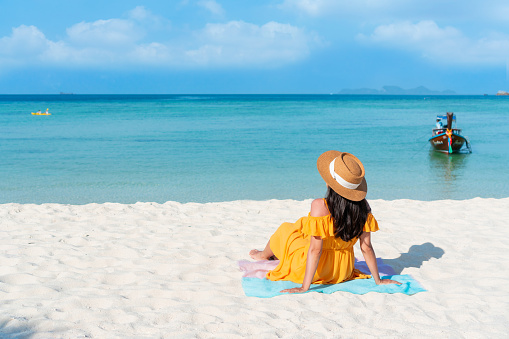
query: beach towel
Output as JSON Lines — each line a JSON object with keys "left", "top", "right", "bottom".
{"left": 238, "top": 258, "right": 426, "bottom": 298}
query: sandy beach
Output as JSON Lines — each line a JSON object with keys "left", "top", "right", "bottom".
{"left": 1, "top": 198, "right": 508, "bottom": 338}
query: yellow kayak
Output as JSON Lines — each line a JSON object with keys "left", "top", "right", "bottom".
{"left": 31, "top": 112, "right": 51, "bottom": 115}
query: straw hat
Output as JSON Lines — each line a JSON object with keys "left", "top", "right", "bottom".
{"left": 317, "top": 150, "right": 367, "bottom": 201}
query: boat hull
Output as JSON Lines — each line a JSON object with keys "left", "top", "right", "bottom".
{"left": 429, "top": 132, "right": 466, "bottom": 153}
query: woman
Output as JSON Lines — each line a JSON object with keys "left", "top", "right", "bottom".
{"left": 249, "top": 150, "right": 400, "bottom": 293}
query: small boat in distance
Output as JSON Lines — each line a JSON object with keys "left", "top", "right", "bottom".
{"left": 429, "top": 112, "right": 471, "bottom": 153}
{"left": 31, "top": 108, "right": 51, "bottom": 115}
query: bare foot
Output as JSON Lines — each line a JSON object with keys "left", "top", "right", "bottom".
{"left": 249, "top": 249, "right": 268, "bottom": 260}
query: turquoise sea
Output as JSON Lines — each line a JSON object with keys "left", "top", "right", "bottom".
{"left": 1, "top": 94, "right": 508, "bottom": 204}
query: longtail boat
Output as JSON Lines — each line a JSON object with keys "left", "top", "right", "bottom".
{"left": 429, "top": 112, "right": 471, "bottom": 153}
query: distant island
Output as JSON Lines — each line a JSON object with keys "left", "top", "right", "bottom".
{"left": 496, "top": 91, "right": 509, "bottom": 96}
{"left": 337, "top": 85, "right": 456, "bottom": 95}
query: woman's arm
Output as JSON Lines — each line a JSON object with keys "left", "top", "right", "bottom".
{"left": 281, "top": 236, "right": 322, "bottom": 293}
{"left": 359, "top": 232, "right": 400, "bottom": 285}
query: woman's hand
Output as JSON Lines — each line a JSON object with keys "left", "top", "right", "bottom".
{"left": 280, "top": 287, "right": 309, "bottom": 294}
{"left": 376, "top": 278, "right": 401, "bottom": 285}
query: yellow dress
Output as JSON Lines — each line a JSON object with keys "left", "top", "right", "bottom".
{"left": 266, "top": 201, "right": 379, "bottom": 284}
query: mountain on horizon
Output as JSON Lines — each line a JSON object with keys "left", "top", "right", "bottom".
{"left": 338, "top": 85, "right": 456, "bottom": 95}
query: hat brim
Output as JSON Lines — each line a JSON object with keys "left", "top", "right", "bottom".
{"left": 317, "top": 150, "right": 367, "bottom": 201}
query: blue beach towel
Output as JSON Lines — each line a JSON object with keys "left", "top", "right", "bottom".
{"left": 238, "top": 258, "right": 426, "bottom": 298}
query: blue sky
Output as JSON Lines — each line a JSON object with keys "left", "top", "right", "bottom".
{"left": 1, "top": 0, "right": 508, "bottom": 94}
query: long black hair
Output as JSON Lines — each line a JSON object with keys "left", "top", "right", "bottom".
{"left": 325, "top": 186, "right": 371, "bottom": 242}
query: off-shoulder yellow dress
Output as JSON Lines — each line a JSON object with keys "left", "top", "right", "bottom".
{"left": 266, "top": 200, "right": 379, "bottom": 284}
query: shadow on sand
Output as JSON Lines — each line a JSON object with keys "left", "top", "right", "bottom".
{"left": 383, "top": 242, "right": 445, "bottom": 274}
{"left": 0, "top": 319, "right": 36, "bottom": 339}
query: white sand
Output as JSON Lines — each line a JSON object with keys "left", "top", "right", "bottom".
{"left": 1, "top": 198, "right": 508, "bottom": 338}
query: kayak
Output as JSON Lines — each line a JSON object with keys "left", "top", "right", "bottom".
{"left": 31, "top": 112, "right": 51, "bottom": 115}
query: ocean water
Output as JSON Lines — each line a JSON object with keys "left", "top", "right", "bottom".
{"left": 1, "top": 94, "right": 508, "bottom": 204}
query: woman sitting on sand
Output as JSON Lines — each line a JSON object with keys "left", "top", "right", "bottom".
{"left": 250, "top": 150, "right": 400, "bottom": 293}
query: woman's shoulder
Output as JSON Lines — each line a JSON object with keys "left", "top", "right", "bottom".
{"left": 310, "top": 198, "right": 330, "bottom": 217}
{"left": 300, "top": 199, "right": 334, "bottom": 238}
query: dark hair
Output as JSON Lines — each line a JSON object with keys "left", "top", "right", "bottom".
{"left": 325, "top": 186, "right": 371, "bottom": 242}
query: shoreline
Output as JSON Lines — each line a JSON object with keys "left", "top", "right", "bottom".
{"left": 2, "top": 195, "right": 508, "bottom": 206}
{"left": 1, "top": 198, "right": 508, "bottom": 337}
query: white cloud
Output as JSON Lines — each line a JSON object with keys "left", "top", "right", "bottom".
{"left": 279, "top": 0, "right": 406, "bottom": 17}
{"left": 129, "top": 43, "right": 176, "bottom": 65}
{"left": 0, "top": 25, "right": 58, "bottom": 67}
{"left": 358, "top": 21, "right": 509, "bottom": 66}
{"left": 279, "top": 0, "right": 509, "bottom": 28}
{"left": 0, "top": 25, "right": 49, "bottom": 55}
{"left": 128, "top": 6, "right": 153, "bottom": 21}
{"left": 186, "top": 21, "right": 319, "bottom": 66}
{"left": 365, "top": 21, "right": 462, "bottom": 44}
{"left": 127, "top": 5, "right": 169, "bottom": 30}
{"left": 66, "top": 19, "right": 143, "bottom": 48}
{"left": 0, "top": 10, "right": 320, "bottom": 70}
{"left": 280, "top": 0, "right": 327, "bottom": 16}
{"left": 197, "top": 0, "right": 225, "bottom": 16}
